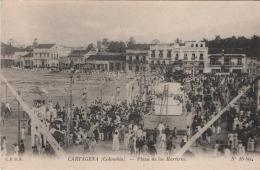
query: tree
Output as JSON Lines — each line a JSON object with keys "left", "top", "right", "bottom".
{"left": 151, "top": 39, "right": 160, "bottom": 45}
{"left": 102, "top": 38, "right": 109, "bottom": 46}
{"left": 86, "top": 43, "right": 94, "bottom": 51}
{"left": 202, "top": 38, "right": 208, "bottom": 46}
{"left": 215, "top": 35, "right": 221, "bottom": 41}
{"left": 206, "top": 35, "right": 260, "bottom": 58}
{"left": 107, "top": 41, "right": 126, "bottom": 53}
{"left": 7, "top": 39, "right": 14, "bottom": 46}
{"left": 127, "top": 36, "right": 136, "bottom": 48}
{"left": 33, "top": 38, "right": 38, "bottom": 47}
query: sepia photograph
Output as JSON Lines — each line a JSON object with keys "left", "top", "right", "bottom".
{"left": 0, "top": 1, "right": 260, "bottom": 170}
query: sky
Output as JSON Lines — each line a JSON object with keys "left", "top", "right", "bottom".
{"left": 1, "top": 1, "right": 260, "bottom": 47}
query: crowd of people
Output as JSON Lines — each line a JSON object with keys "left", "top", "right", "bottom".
{"left": 178, "top": 73, "right": 259, "bottom": 156}
{"left": 1, "top": 71, "right": 260, "bottom": 157}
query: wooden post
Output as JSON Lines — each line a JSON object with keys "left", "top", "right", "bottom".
{"left": 6, "top": 83, "right": 8, "bottom": 102}
{"left": 18, "top": 90, "right": 21, "bottom": 146}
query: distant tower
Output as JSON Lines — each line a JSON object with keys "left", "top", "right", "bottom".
{"left": 33, "top": 38, "right": 38, "bottom": 47}
{"left": 7, "top": 38, "right": 14, "bottom": 46}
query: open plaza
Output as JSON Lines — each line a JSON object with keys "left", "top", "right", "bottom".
{"left": 1, "top": 66, "right": 260, "bottom": 158}
{"left": 1, "top": 1, "right": 260, "bottom": 161}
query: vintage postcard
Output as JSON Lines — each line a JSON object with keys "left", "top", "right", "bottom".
{"left": 0, "top": 1, "right": 260, "bottom": 170}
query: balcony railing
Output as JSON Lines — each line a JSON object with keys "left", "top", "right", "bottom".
{"left": 209, "top": 62, "right": 222, "bottom": 66}
{"left": 209, "top": 62, "right": 243, "bottom": 67}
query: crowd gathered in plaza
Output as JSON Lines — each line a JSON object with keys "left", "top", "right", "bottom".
{"left": 1, "top": 70, "right": 260, "bottom": 157}
{"left": 180, "top": 73, "right": 259, "bottom": 156}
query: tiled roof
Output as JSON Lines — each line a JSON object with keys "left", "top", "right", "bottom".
{"left": 70, "top": 49, "right": 89, "bottom": 55}
{"left": 68, "top": 49, "right": 89, "bottom": 57}
{"left": 36, "top": 44, "right": 56, "bottom": 49}
{"left": 87, "top": 52, "right": 125, "bottom": 61}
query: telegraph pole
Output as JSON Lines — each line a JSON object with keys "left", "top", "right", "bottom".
{"left": 66, "top": 68, "right": 74, "bottom": 147}
{"left": 69, "top": 74, "right": 73, "bottom": 130}
{"left": 6, "top": 83, "right": 8, "bottom": 102}
{"left": 17, "top": 90, "right": 21, "bottom": 146}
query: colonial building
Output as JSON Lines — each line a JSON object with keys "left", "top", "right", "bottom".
{"left": 1, "top": 43, "right": 25, "bottom": 68}
{"left": 85, "top": 52, "right": 125, "bottom": 72}
{"left": 32, "top": 44, "right": 58, "bottom": 68}
{"left": 205, "top": 48, "right": 247, "bottom": 74}
{"left": 32, "top": 44, "right": 71, "bottom": 68}
{"left": 148, "top": 41, "right": 208, "bottom": 74}
{"left": 21, "top": 52, "right": 33, "bottom": 68}
{"left": 13, "top": 51, "right": 30, "bottom": 67}
{"left": 125, "top": 44, "right": 150, "bottom": 73}
{"left": 68, "top": 49, "right": 89, "bottom": 70}
{"left": 246, "top": 57, "right": 260, "bottom": 78}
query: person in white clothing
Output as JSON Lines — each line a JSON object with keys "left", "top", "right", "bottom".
{"left": 224, "top": 146, "right": 231, "bottom": 157}
{"left": 1, "top": 136, "right": 7, "bottom": 156}
{"left": 157, "top": 122, "right": 165, "bottom": 140}
{"left": 216, "top": 125, "right": 221, "bottom": 134}
{"left": 112, "top": 130, "right": 120, "bottom": 151}
{"left": 159, "top": 133, "right": 166, "bottom": 149}
{"left": 13, "top": 144, "right": 19, "bottom": 156}
{"left": 21, "top": 127, "right": 26, "bottom": 141}
{"left": 124, "top": 131, "right": 130, "bottom": 149}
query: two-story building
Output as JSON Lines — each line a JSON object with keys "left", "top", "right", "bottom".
{"left": 13, "top": 51, "right": 30, "bottom": 67}
{"left": 32, "top": 44, "right": 71, "bottom": 68}
{"left": 21, "top": 52, "right": 33, "bottom": 68}
{"left": 205, "top": 48, "right": 247, "bottom": 74}
{"left": 68, "top": 49, "right": 89, "bottom": 70}
{"left": 125, "top": 44, "right": 150, "bottom": 73}
{"left": 1, "top": 43, "right": 26, "bottom": 68}
{"left": 148, "top": 41, "right": 208, "bottom": 74}
{"left": 32, "top": 44, "right": 58, "bottom": 68}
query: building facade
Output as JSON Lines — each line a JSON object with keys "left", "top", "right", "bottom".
{"left": 21, "top": 52, "right": 33, "bottom": 68}
{"left": 32, "top": 44, "right": 71, "bottom": 68}
{"left": 125, "top": 44, "right": 150, "bottom": 73}
{"left": 148, "top": 41, "right": 208, "bottom": 74}
{"left": 1, "top": 43, "right": 26, "bottom": 68}
{"left": 13, "top": 51, "right": 30, "bottom": 67}
{"left": 68, "top": 49, "right": 89, "bottom": 70}
{"left": 247, "top": 57, "right": 260, "bottom": 78}
{"left": 206, "top": 49, "right": 247, "bottom": 74}
{"left": 85, "top": 52, "right": 125, "bottom": 72}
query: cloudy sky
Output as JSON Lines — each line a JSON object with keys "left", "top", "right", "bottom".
{"left": 1, "top": 1, "right": 260, "bottom": 47}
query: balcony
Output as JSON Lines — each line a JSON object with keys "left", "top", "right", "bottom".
{"left": 223, "top": 62, "right": 243, "bottom": 67}
{"left": 209, "top": 62, "right": 243, "bottom": 67}
{"left": 209, "top": 62, "right": 222, "bottom": 66}
{"left": 198, "top": 63, "right": 204, "bottom": 68}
